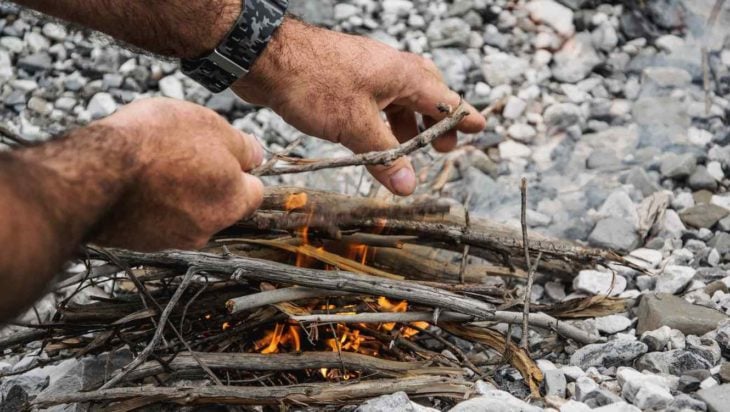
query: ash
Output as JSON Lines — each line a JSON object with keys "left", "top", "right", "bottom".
{"left": 2, "top": 0, "right": 730, "bottom": 411}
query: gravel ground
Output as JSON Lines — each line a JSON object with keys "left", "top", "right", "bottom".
{"left": 2, "top": 0, "right": 730, "bottom": 411}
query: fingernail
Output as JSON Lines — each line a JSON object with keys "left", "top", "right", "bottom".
{"left": 389, "top": 168, "right": 416, "bottom": 196}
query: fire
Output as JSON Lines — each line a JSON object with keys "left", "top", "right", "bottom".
{"left": 251, "top": 194, "right": 427, "bottom": 380}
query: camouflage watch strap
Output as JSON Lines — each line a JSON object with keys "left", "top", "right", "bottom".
{"left": 181, "top": 0, "right": 288, "bottom": 93}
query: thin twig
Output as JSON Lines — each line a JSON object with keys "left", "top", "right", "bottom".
{"left": 251, "top": 102, "right": 469, "bottom": 176}
{"left": 255, "top": 135, "right": 305, "bottom": 175}
{"left": 520, "top": 178, "right": 535, "bottom": 350}
{"left": 100, "top": 266, "right": 201, "bottom": 389}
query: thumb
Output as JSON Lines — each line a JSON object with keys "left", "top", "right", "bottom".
{"left": 341, "top": 107, "right": 417, "bottom": 196}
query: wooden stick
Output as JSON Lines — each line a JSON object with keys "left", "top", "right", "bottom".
{"left": 226, "top": 287, "right": 351, "bottom": 314}
{"left": 33, "top": 376, "right": 473, "bottom": 408}
{"left": 251, "top": 103, "right": 469, "bottom": 176}
{"left": 100, "top": 266, "right": 200, "bottom": 389}
{"left": 520, "top": 178, "right": 535, "bottom": 350}
{"left": 293, "top": 311, "right": 601, "bottom": 344}
{"left": 88, "top": 249, "right": 497, "bottom": 321}
{"left": 123, "top": 351, "right": 452, "bottom": 382}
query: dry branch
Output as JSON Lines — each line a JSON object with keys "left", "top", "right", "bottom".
{"left": 226, "top": 287, "right": 351, "bottom": 314}
{"left": 87, "top": 249, "right": 498, "bottom": 321}
{"left": 124, "top": 351, "right": 453, "bottom": 382}
{"left": 33, "top": 376, "right": 473, "bottom": 408}
{"left": 251, "top": 103, "right": 469, "bottom": 176}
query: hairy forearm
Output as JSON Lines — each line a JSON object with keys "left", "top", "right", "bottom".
{"left": 12, "top": 0, "right": 241, "bottom": 58}
{"left": 0, "top": 125, "right": 134, "bottom": 322}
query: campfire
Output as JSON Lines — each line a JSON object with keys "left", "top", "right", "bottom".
{"left": 0, "top": 183, "right": 639, "bottom": 410}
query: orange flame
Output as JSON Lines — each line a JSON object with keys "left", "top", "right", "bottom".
{"left": 285, "top": 193, "right": 308, "bottom": 211}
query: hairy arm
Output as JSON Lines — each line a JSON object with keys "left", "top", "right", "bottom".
{"left": 0, "top": 98, "right": 264, "bottom": 323}
{"left": 13, "top": 0, "right": 240, "bottom": 59}
{"left": 0, "top": 126, "right": 133, "bottom": 321}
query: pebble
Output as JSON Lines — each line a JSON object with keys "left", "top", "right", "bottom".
{"left": 545, "top": 369, "right": 568, "bottom": 398}
{"left": 588, "top": 217, "right": 640, "bottom": 252}
{"left": 697, "top": 383, "right": 730, "bottom": 412}
{"left": 86, "top": 92, "right": 117, "bottom": 120}
{"left": 573, "top": 270, "right": 627, "bottom": 296}
{"left": 502, "top": 96, "right": 527, "bottom": 119}
{"left": 617, "top": 367, "right": 674, "bottom": 411}
{"left": 355, "top": 391, "right": 436, "bottom": 412}
{"left": 594, "top": 315, "right": 632, "bottom": 334}
{"left": 569, "top": 340, "right": 648, "bottom": 369}
{"left": 655, "top": 265, "right": 697, "bottom": 294}
{"left": 498, "top": 140, "right": 532, "bottom": 159}
{"left": 449, "top": 389, "right": 542, "bottom": 412}
{"left": 552, "top": 33, "right": 601, "bottom": 83}
{"left": 637, "top": 293, "right": 728, "bottom": 336}
{"left": 158, "top": 75, "right": 185, "bottom": 100}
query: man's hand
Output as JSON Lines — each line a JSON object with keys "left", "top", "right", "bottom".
{"left": 0, "top": 98, "right": 263, "bottom": 320}
{"left": 91, "top": 98, "right": 265, "bottom": 251}
{"left": 233, "top": 18, "right": 486, "bottom": 195}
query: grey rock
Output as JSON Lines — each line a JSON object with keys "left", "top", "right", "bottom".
{"left": 617, "top": 367, "right": 674, "bottom": 411}
{"left": 708, "top": 232, "right": 730, "bottom": 255}
{"left": 449, "top": 390, "right": 542, "bottom": 412}
{"left": 626, "top": 167, "right": 660, "bottom": 197}
{"left": 552, "top": 33, "right": 601, "bottom": 83}
{"left": 591, "top": 402, "right": 641, "bottom": 412}
{"left": 545, "top": 369, "right": 567, "bottom": 398}
{"left": 661, "top": 153, "right": 698, "bottom": 179}
{"left": 633, "top": 97, "right": 690, "bottom": 149}
{"left": 690, "top": 167, "right": 719, "bottom": 191}
{"left": 642, "top": 67, "right": 692, "bottom": 93}
{"left": 637, "top": 294, "right": 728, "bottom": 335}
{"left": 288, "top": 0, "right": 335, "bottom": 25}
{"left": 426, "top": 18, "right": 471, "bottom": 48}
{"left": 0, "top": 373, "right": 49, "bottom": 399}
{"left": 655, "top": 265, "right": 697, "bottom": 294}
{"left": 87, "top": 92, "right": 117, "bottom": 120}
{"left": 573, "top": 269, "right": 627, "bottom": 296}
{"left": 570, "top": 340, "right": 648, "bottom": 369}
{"left": 636, "top": 350, "right": 714, "bottom": 375}
{"left": 588, "top": 218, "right": 640, "bottom": 252}
{"left": 481, "top": 52, "right": 529, "bottom": 86}
{"left": 697, "top": 384, "right": 730, "bottom": 412}
{"left": 586, "top": 149, "right": 621, "bottom": 169}
{"left": 544, "top": 103, "right": 583, "bottom": 132}
{"left": 582, "top": 388, "right": 624, "bottom": 409}
{"left": 680, "top": 205, "right": 730, "bottom": 229}
{"left": 575, "top": 375, "right": 599, "bottom": 401}
{"left": 431, "top": 48, "right": 472, "bottom": 92}
{"left": 640, "top": 326, "right": 672, "bottom": 352}
{"left": 717, "top": 321, "right": 730, "bottom": 358}
{"left": 158, "top": 75, "right": 184, "bottom": 100}
{"left": 41, "top": 22, "right": 66, "bottom": 41}
{"left": 206, "top": 90, "right": 237, "bottom": 112}
{"left": 41, "top": 350, "right": 132, "bottom": 397}
{"left": 356, "top": 391, "right": 435, "bottom": 412}
{"left": 16, "top": 52, "right": 52, "bottom": 72}
{"left": 594, "top": 315, "right": 633, "bottom": 334}
{"left": 668, "top": 394, "right": 708, "bottom": 412}
{"left": 678, "top": 374, "right": 702, "bottom": 393}
{"left": 718, "top": 216, "right": 730, "bottom": 232}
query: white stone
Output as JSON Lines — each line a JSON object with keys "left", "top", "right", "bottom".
{"left": 688, "top": 127, "right": 714, "bottom": 146}
{"left": 597, "top": 190, "right": 639, "bottom": 229}
{"left": 655, "top": 265, "right": 696, "bottom": 294}
{"left": 503, "top": 96, "right": 527, "bottom": 119}
{"left": 334, "top": 3, "right": 359, "bottom": 20}
{"left": 711, "top": 195, "right": 730, "bottom": 210}
{"left": 87, "top": 92, "right": 117, "bottom": 120}
{"left": 617, "top": 367, "right": 673, "bottom": 410}
{"left": 573, "top": 270, "right": 627, "bottom": 296}
{"left": 482, "top": 52, "right": 529, "bottom": 86}
{"left": 626, "top": 248, "right": 663, "bottom": 269}
{"left": 382, "top": 0, "right": 413, "bottom": 16}
{"left": 561, "top": 365, "right": 586, "bottom": 381}
{"left": 450, "top": 390, "right": 542, "bottom": 412}
{"left": 499, "top": 140, "right": 532, "bottom": 159}
{"left": 707, "top": 161, "right": 725, "bottom": 181}
{"left": 560, "top": 400, "right": 592, "bottom": 412}
{"left": 525, "top": 0, "right": 575, "bottom": 36}
{"left": 158, "top": 75, "right": 185, "bottom": 100}
{"left": 594, "top": 315, "right": 632, "bottom": 334}
{"left": 592, "top": 403, "right": 641, "bottom": 412}
{"left": 508, "top": 123, "right": 537, "bottom": 142}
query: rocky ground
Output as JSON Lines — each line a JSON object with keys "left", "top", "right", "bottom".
{"left": 2, "top": 0, "right": 730, "bottom": 411}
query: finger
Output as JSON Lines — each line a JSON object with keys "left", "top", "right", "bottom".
{"left": 385, "top": 107, "right": 419, "bottom": 144}
{"left": 423, "top": 116, "right": 458, "bottom": 153}
{"left": 399, "top": 58, "right": 486, "bottom": 133}
{"left": 220, "top": 129, "right": 265, "bottom": 171}
{"left": 342, "top": 107, "right": 417, "bottom": 196}
{"left": 237, "top": 172, "right": 265, "bottom": 219}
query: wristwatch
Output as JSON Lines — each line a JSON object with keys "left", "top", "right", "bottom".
{"left": 181, "top": 0, "right": 288, "bottom": 93}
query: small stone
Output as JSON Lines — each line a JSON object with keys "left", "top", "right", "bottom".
{"left": 673, "top": 192, "right": 696, "bottom": 211}
{"left": 627, "top": 248, "right": 663, "bottom": 269}
{"left": 87, "top": 92, "right": 118, "bottom": 120}
{"left": 678, "top": 374, "right": 702, "bottom": 393}
{"left": 655, "top": 265, "right": 697, "bottom": 294}
{"left": 637, "top": 293, "right": 728, "bottom": 335}
{"left": 54, "top": 97, "right": 76, "bottom": 112}
{"left": 575, "top": 376, "right": 599, "bottom": 401}
{"left": 545, "top": 369, "right": 567, "bottom": 398}
{"left": 573, "top": 269, "right": 627, "bottom": 296}
{"left": 158, "top": 75, "right": 184, "bottom": 100}
{"left": 17, "top": 52, "right": 52, "bottom": 72}
{"left": 526, "top": 0, "right": 575, "bottom": 36}
{"left": 498, "top": 140, "right": 532, "bottom": 159}
{"left": 560, "top": 400, "right": 592, "bottom": 412}
{"left": 617, "top": 367, "right": 674, "bottom": 411}
{"left": 586, "top": 149, "right": 620, "bottom": 169}
{"left": 546, "top": 282, "right": 566, "bottom": 301}
{"left": 689, "top": 167, "right": 719, "bottom": 191}
{"left": 697, "top": 384, "right": 730, "bottom": 412}
{"left": 680, "top": 204, "right": 730, "bottom": 229}
{"left": 544, "top": 103, "right": 582, "bottom": 132}
{"left": 355, "top": 391, "right": 435, "bottom": 412}
{"left": 570, "top": 340, "right": 648, "bottom": 369}
{"left": 41, "top": 23, "right": 66, "bottom": 41}
{"left": 552, "top": 34, "right": 601, "bottom": 83}
{"left": 508, "top": 123, "right": 537, "bottom": 142}
{"left": 582, "top": 388, "right": 624, "bottom": 408}
{"left": 588, "top": 218, "right": 640, "bottom": 252}
{"left": 707, "top": 161, "right": 725, "bottom": 181}
{"left": 636, "top": 350, "right": 714, "bottom": 376}
{"left": 661, "top": 153, "right": 698, "bottom": 179}
{"left": 449, "top": 389, "right": 542, "bottom": 412}
{"left": 26, "top": 96, "right": 52, "bottom": 115}
{"left": 591, "top": 402, "right": 641, "bottom": 412}
{"left": 668, "top": 394, "right": 707, "bottom": 412}
{"left": 481, "top": 52, "right": 529, "bottom": 86}
{"left": 639, "top": 326, "right": 673, "bottom": 352}
{"left": 594, "top": 315, "right": 632, "bottom": 334}
{"left": 708, "top": 233, "right": 730, "bottom": 255}
{"left": 503, "top": 96, "right": 527, "bottom": 119}
{"left": 719, "top": 363, "right": 730, "bottom": 383}
{"left": 718, "top": 216, "right": 730, "bottom": 232}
